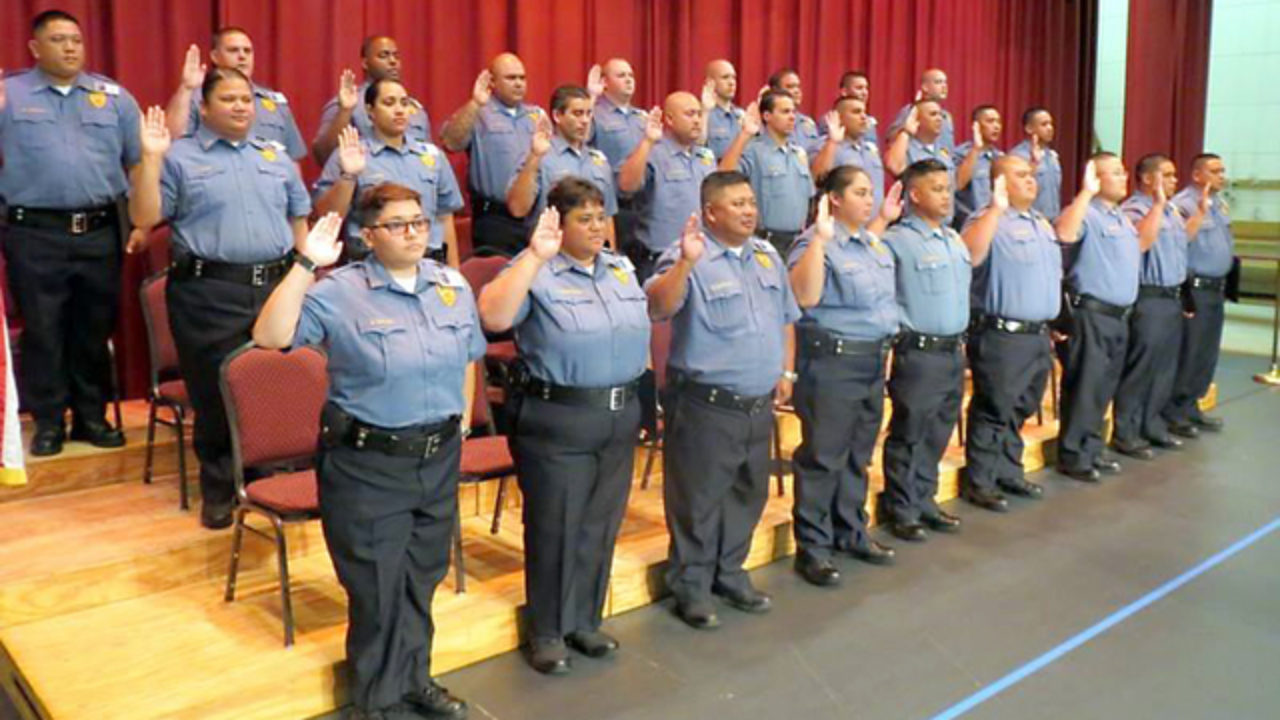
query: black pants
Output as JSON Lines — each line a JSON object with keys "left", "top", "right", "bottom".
{"left": 662, "top": 387, "right": 773, "bottom": 605}
{"left": 167, "top": 274, "right": 277, "bottom": 507}
{"left": 792, "top": 350, "right": 886, "bottom": 561}
{"left": 510, "top": 394, "right": 640, "bottom": 640}
{"left": 1058, "top": 306, "right": 1129, "bottom": 472}
{"left": 1114, "top": 294, "right": 1183, "bottom": 444}
{"left": 1, "top": 222, "right": 120, "bottom": 427}
{"left": 317, "top": 434, "right": 459, "bottom": 714}
{"left": 964, "top": 328, "right": 1052, "bottom": 492}
{"left": 469, "top": 197, "right": 530, "bottom": 257}
{"left": 1164, "top": 286, "right": 1225, "bottom": 425}
{"left": 882, "top": 343, "right": 964, "bottom": 523}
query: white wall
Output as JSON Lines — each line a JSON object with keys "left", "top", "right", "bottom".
{"left": 1093, "top": 0, "right": 1130, "bottom": 154}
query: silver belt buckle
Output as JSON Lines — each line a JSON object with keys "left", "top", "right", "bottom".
{"left": 70, "top": 212, "right": 88, "bottom": 235}
{"left": 423, "top": 432, "right": 442, "bottom": 458}
{"left": 251, "top": 264, "right": 266, "bottom": 287}
{"left": 834, "top": 338, "right": 845, "bottom": 354}
{"left": 608, "top": 386, "right": 625, "bottom": 411}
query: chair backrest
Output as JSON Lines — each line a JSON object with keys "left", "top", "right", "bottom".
{"left": 221, "top": 344, "right": 328, "bottom": 474}
{"left": 145, "top": 225, "right": 173, "bottom": 275}
{"left": 139, "top": 271, "right": 180, "bottom": 387}
{"left": 650, "top": 320, "right": 673, "bottom": 392}
{"left": 459, "top": 255, "right": 508, "bottom": 296}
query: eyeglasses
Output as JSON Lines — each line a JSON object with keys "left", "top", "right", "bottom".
{"left": 368, "top": 217, "right": 429, "bottom": 235}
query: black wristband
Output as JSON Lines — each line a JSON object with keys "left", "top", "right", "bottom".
{"left": 295, "top": 255, "right": 318, "bottom": 274}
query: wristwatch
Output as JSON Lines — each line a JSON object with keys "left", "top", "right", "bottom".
{"left": 295, "top": 254, "right": 318, "bottom": 274}
{"left": 782, "top": 370, "right": 799, "bottom": 383}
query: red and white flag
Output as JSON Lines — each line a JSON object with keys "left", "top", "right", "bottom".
{"left": 1, "top": 294, "right": 26, "bottom": 487}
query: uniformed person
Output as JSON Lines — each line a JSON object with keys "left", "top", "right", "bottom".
{"left": 252, "top": 186, "right": 479, "bottom": 720}
{"left": 162, "top": 29, "right": 306, "bottom": 160}
{"left": 959, "top": 156, "right": 1069, "bottom": 513}
{"left": 1053, "top": 154, "right": 1144, "bottom": 482}
{"left": 478, "top": 178, "right": 648, "bottom": 675}
{"left": 506, "top": 85, "right": 617, "bottom": 246}
{"left": 1009, "top": 108, "right": 1063, "bottom": 218}
{"left": 617, "top": 92, "right": 717, "bottom": 281}
{"left": 0, "top": 10, "right": 140, "bottom": 456}
{"left": 888, "top": 69, "right": 955, "bottom": 153}
{"left": 768, "top": 69, "right": 824, "bottom": 156}
{"left": 881, "top": 160, "right": 975, "bottom": 530}
{"left": 1112, "top": 155, "right": 1206, "bottom": 459}
{"left": 129, "top": 68, "right": 311, "bottom": 529}
{"left": 645, "top": 171, "right": 800, "bottom": 630}
{"left": 313, "top": 80, "right": 463, "bottom": 265}
{"left": 719, "top": 90, "right": 815, "bottom": 255}
{"left": 837, "top": 70, "right": 880, "bottom": 147}
{"left": 886, "top": 98, "right": 956, "bottom": 225}
{"left": 1164, "top": 153, "right": 1230, "bottom": 435}
{"left": 701, "top": 59, "right": 744, "bottom": 160}
{"left": 441, "top": 53, "right": 547, "bottom": 256}
{"left": 810, "top": 96, "right": 886, "bottom": 216}
{"left": 953, "top": 105, "right": 1004, "bottom": 228}
{"left": 787, "top": 167, "right": 904, "bottom": 586}
{"left": 587, "top": 59, "right": 645, "bottom": 254}
{"left": 311, "top": 35, "right": 432, "bottom": 165}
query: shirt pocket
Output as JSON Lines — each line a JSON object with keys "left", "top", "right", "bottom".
{"left": 12, "top": 107, "right": 59, "bottom": 149}
{"left": 1006, "top": 235, "right": 1039, "bottom": 264}
{"left": 598, "top": 116, "right": 628, "bottom": 134}
{"left": 661, "top": 163, "right": 692, "bottom": 184}
{"left": 80, "top": 107, "right": 120, "bottom": 149}
{"left": 697, "top": 278, "right": 748, "bottom": 334}
{"left": 357, "top": 320, "right": 409, "bottom": 382}
{"left": 416, "top": 170, "right": 440, "bottom": 213}
{"left": 762, "top": 161, "right": 790, "bottom": 195}
{"left": 426, "top": 304, "right": 476, "bottom": 364}
{"left": 834, "top": 260, "right": 873, "bottom": 307}
{"left": 755, "top": 268, "right": 786, "bottom": 322}
{"left": 546, "top": 292, "right": 608, "bottom": 334}
{"left": 609, "top": 282, "right": 651, "bottom": 329}
{"left": 255, "top": 163, "right": 290, "bottom": 209}
{"left": 186, "top": 164, "right": 229, "bottom": 207}
{"left": 915, "top": 256, "right": 952, "bottom": 295}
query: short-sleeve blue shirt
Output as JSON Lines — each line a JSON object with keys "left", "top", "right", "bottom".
{"left": 632, "top": 137, "right": 718, "bottom": 252}
{"left": 736, "top": 135, "right": 815, "bottom": 233}
{"left": 883, "top": 215, "right": 972, "bottom": 336}
{"left": 965, "top": 208, "right": 1062, "bottom": 321}
{"left": 1171, "top": 186, "right": 1233, "bottom": 277}
{"left": 1067, "top": 198, "right": 1141, "bottom": 307}
{"left": 787, "top": 222, "right": 898, "bottom": 340}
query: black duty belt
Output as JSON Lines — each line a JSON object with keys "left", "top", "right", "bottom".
{"left": 673, "top": 378, "right": 773, "bottom": 414}
{"left": 469, "top": 194, "right": 523, "bottom": 221}
{"left": 799, "top": 327, "right": 892, "bottom": 357}
{"left": 1138, "top": 284, "right": 1181, "bottom": 300}
{"left": 896, "top": 331, "right": 964, "bottom": 353}
{"left": 1071, "top": 294, "right": 1133, "bottom": 320}
{"left": 973, "top": 315, "right": 1049, "bottom": 335}
{"left": 170, "top": 253, "right": 293, "bottom": 287}
{"left": 519, "top": 376, "right": 642, "bottom": 412}
{"left": 6, "top": 204, "right": 117, "bottom": 235}
{"left": 1189, "top": 275, "right": 1226, "bottom": 292}
{"left": 326, "top": 412, "right": 460, "bottom": 458}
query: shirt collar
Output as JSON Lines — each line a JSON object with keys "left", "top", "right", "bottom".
{"left": 369, "top": 134, "right": 411, "bottom": 155}
{"left": 195, "top": 125, "right": 248, "bottom": 151}
{"left": 30, "top": 70, "right": 90, "bottom": 92}
{"left": 903, "top": 214, "right": 946, "bottom": 240}
{"left": 363, "top": 256, "right": 436, "bottom": 293}
{"left": 488, "top": 97, "right": 525, "bottom": 117}
{"left": 1090, "top": 197, "right": 1121, "bottom": 216}
{"left": 546, "top": 252, "right": 599, "bottom": 277}
{"left": 551, "top": 135, "right": 583, "bottom": 157}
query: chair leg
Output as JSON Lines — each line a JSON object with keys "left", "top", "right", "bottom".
{"left": 174, "top": 406, "right": 189, "bottom": 511}
{"left": 772, "top": 416, "right": 785, "bottom": 497}
{"left": 144, "top": 401, "right": 158, "bottom": 484}
{"left": 453, "top": 500, "right": 467, "bottom": 594}
{"left": 957, "top": 398, "right": 966, "bottom": 446}
{"left": 107, "top": 339, "right": 123, "bottom": 432}
{"left": 1050, "top": 361, "right": 1060, "bottom": 420}
{"left": 224, "top": 506, "right": 247, "bottom": 602}
{"left": 490, "top": 476, "right": 508, "bottom": 534}
{"left": 272, "top": 515, "right": 296, "bottom": 647}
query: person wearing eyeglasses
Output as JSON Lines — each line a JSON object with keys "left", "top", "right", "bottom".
{"left": 253, "top": 183, "right": 482, "bottom": 720}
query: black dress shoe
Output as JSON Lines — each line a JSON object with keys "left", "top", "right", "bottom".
{"left": 1057, "top": 465, "right": 1101, "bottom": 483}
{"left": 889, "top": 521, "right": 928, "bottom": 542}
{"left": 29, "top": 426, "right": 65, "bottom": 457}
{"left": 794, "top": 554, "right": 842, "bottom": 587}
{"left": 1190, "top": 414, "right": 1224, "bottom": 431}
{"left": 921, "top": 510, "right": 962, "bottom": 532}
{"left": 845, "top": 539, "right": 897, "bottom": 565}
{"left": 403, "top": 679, "right": 469, "bottom": 719}
{"left": 1092, "top": 457, "right": 1123, "bottom": 474}
{"left": 69, "top": 420, "right": 126, "bottom": 448}
{"left": 961, "top": 487, "right": 1009, "bottom": 513}
{"left": 1147, "top": 434, "right": 1183, "bottom": 450}
{"left": 200, "top": 501, "right": 234, "bottom": 530}
{"left": 675, "top": 599, "right": 721, "bottom": 630}
{"left": 565, "top": 630, "right": 619, "bottom": 658}
{"left": 1168, "top": 422, "right": 1199, "bottom": 439}
{"left": 997, "top": 477, "right": 1044, "bottom": 500}
{"left": 1111, "top": 438, "right": 1155, "bottom": 460}
{"left": 713, "top": 585, "right": 773, "bottom": 614}
{"left": 525, "top": 637, "right": 572, "bottom": 675}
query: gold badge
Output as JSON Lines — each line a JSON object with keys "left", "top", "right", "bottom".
{"left": 755, "top": 251, "right": 773, "bottom": 269}
{"left": 701, "top": 154, "right": 713, "bottom": 166}
{"left": 437, "top": 285, "right": 457, "bottom": 307}
{"left": 88, "top": 92, "right": 107, "bottom": 108}
{"left": 259, "top": 148, "right": 278, "bottom": 162}
{"left": 612, "top": 266, "right": 630, "bottom": 285}
{"left": 408, "top": 104, "right": 419, "bottom": 115}
{"left": 420, "top": 152, "right": 436, "bottom": 167}
{"left": 261, "top": 97, "right": 277, "bottom": 113}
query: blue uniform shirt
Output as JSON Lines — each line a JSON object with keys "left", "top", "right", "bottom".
{"left": 705, "top": 104, "right": 744, "bottom": 160}
{"left": 313, "top": 81, "right": 431, "bottom": 163}
{"left": 1009, "top": 140, "right": 1062, "bottom": 218}
{"left": 463, "top": 98, "right": 547, "bottom": 200}
{"left": 1122, "top": 192, "right": 1188, "bottom": 287}
{"left": 648, "top": 234, "right": 801, "bottom": 396}
{"left": 864, "top": 115, "right": 880, "bottom": 149}
{"left": 883, "top": 215, "right": 971, "bottom": 336}
{"left": 508, "top": 250, "right": 649, "bottom": 386}
{"left": 1068, "top": 199, "right": 1141, "bottom": 307}
{"left": 294, "top": 257, "right": 486, "bottom": 428}
{"left": 737, "top": 135, "right": 815, "bottom": 233}
{"left": 904, "top": 136, "right": 957, "bottom": 224}
{"left": 953, "top": 142, "right": 1003, "bottom": 223}
{"left": 0, "top": 69, "right": 142, "bottom": 208}
{"left": 891, "top": 103, "right": 955, "bottom": 153}
{"left": 829, "top": 136, "right": 885, "bottom": 216}
{"left": 158, "top": 127, "right": 311, "bottom": 263}
{"left": 187, "top": 83, "right": 306, "bottom": 161}
{"left": 590, "top": 95, "right": 647, "bottom": 171}
{"left": 508, "top": 136, "right": 618, "bottom": 219}
{"left": 789, "top": 112, "right": 824, "bottom": 156}
{"left": 1171, "top": 186, "right": 1234, "bottom": 277}
{"left": 787, "top": 222, "right": 898, "bottom": 340}
{"left": 633, "top": 137, "right": 718, "bottom": 252}
{"left": 314, "top": 137, "right": 463, "bottom": 251}
{"left": 965, "top": 208, "right": 1062, "bottom": 322}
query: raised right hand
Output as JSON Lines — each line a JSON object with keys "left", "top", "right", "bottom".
{"left": 302, "top": 212, "right": 345, "bottom": 268}
{"left": 1030, "top": 134, "right": 1043, "bottom": 163}
{"left": 823, "top": 110, "right": 846, "bottom": 144}
{"left": 337, "top": 126, "right": 367, "bottom": 175}
{"left": 741, "top": 101, "right": 762, "bottom": 136}
{"left": 586, "top": 64, "right": 605, "bottom": 100}
{"left": 472, "top": 70, "right": 493, "bottom": 106}
{"left": 992, "top": 174, "right": 1009, "bottom": 211}
{"left": 700, "top": 78, "right": 717, "bottom": 111}
{"left": 813, "top": 195, "right": 834, "bottom": 242}
{"left": 180, "top": 44, "right": 206, "bottom": 91}
{"left": 643, "top": 106, "right": 664, "bottom": 142}
{"left": 337, "top": 69, "right": 358, "bottom": 110}
{"left": 529, "top": 207, "right": 563, "bottom": 261}
{"left": 531, "top": 112, "right": 553, "bottom": 157}
{"left": 679, "top": 213, "right": 705, "bottom": 264}
{"left": 1082, "top": 159, "right": 1100, "bottom": 196}
{"left": 140, "top": 106, "right": 171, "bottom": 157}
{"left": 904, "top": 106, "right": 920, "bottom": 136}
{"left": 0, "top": 69, "right": 8, "bottom": 113}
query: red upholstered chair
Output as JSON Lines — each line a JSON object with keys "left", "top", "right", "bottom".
{"left": 220, "top": 343, "right": 327, "bottom": 647}
{"left": 452, "top": 363, "right": 517, "bottom": 593}
{"left": 459, "top": 255, "right": 519, "bottom": 393}
{"left": 139, "top": 271, "right": 191, "bottom": 509}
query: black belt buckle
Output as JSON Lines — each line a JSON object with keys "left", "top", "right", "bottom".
{"left": 915, "top": 335, "right": 928, "bottom": 351}
{"left": 70, "top": 212, "right": 88, "bottom": 235}
{"left": 609, "top": 386, "right": 626, "bottom": 412}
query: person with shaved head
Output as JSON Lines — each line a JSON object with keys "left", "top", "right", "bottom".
{"left": 889, "top": 68, "right": 955, "bottom": 153}
{"left": 701, "top": 59, "right": 745, "bottom": 160}
{"left": 442, "top": 53, "right": 548, "bottom": 255}
{"left": 587, "top": 58, "right": 647, "bottom": 256}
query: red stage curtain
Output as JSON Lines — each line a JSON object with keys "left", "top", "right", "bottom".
{"left": 1122, "top": 0, "right": 1212, "bottom": 175}
{"left": 2, "top": 0, "right": 1097, "bottom": 399}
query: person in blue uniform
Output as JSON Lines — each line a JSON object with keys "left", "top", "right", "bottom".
{"left": 129, "top": 68, "right": 311, "bottom": 529}
{"left": 0, "top": 10, "right": 140, "bottom": 456}
{"left": 253, "top": 184, "right": 479, "bottom": 720}
{"left": 313, "top": 80, "right": 463, "bottom": 265}
{"left": 1164, "top": 153, "right": 1231, "bottom": 435}
{"left": 1112, "top": 155, "right": 1207, "bottom": 459}
{"left": 768, "top": 69, "right": 823, "bottom": 156}
{"left": 162, "top": 28, "right": 306, "bottom": 161}
{"left": 880, "top": 159, "right": 976, "bottom": 528}
{"left": 810, "top": 96, "right": 886, "bottom": 216}
{"left": 479, "top": 178, "right": 648, "bottom": 675}
{"left": 888, "top": 69, "right": 955, "bottom": 153}
{"left": 787, "top": 167, "right": 904, "bottom": 586}
{"left": 587, "top": 59, "right": 646, "bottom": 256}
{"left": 886, "top": 98, "right": 956, "bottom": 225}
{"left": 719, "top": 90, "right": 816, "bottom": 256}
{"left": 645, "top": 171, "right": 800, "bottom": 630}
{"left": 837, "top": 70, "right": 880, "bottom": 147}
{"left": 617, "top": 92, "right": 718, "bottom": 281}
{"left": 311, "top": 35, "right": 432, "bottom": 165}
{"left": 953, "top": 105, "right": 1004, "bottom": 228}
{"left": 1009, "top": 108, "right": 1063, "bottom": 218}
{"left": 506, "top": 85, "right": 617, "bottom": 247}
{"left": 441, "top": 54, "right": 547, "bottom": 256}
{"left": 701, "top": 59, "right": 744, "bottom": 161}
{"left": 959, "top": 156, "right": 1070, "bottom": 514}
